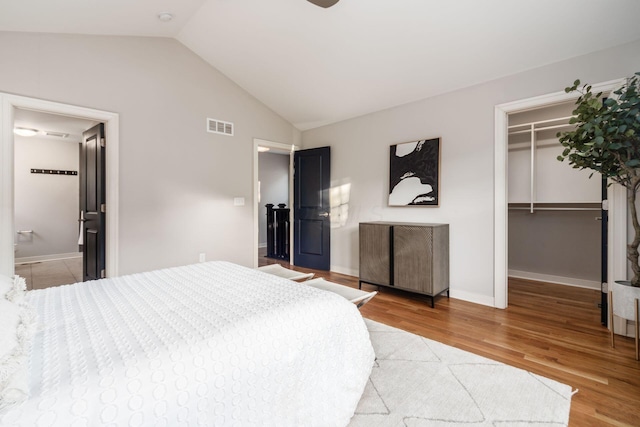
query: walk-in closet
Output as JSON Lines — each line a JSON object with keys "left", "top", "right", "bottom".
{"left": 508, "top": 102, "right": 602, "bottom": 291}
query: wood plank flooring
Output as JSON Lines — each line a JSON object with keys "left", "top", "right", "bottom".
{"left": 259, "top": 255, "right": 640, "bottom": 426}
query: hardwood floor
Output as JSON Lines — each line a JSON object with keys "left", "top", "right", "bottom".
{"left": 258, "top": 254, "right": 640, "bottom": 426}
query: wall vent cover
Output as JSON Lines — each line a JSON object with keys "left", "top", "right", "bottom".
{"left": 207, "top": 118, "right": 234, "bottom": 136}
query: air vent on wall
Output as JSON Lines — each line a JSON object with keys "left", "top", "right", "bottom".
{"left": 207, "top": 118, "right": 234, "bottom": 136}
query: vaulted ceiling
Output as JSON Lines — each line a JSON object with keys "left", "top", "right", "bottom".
{"left": 2, "top": 0, "right": 640, "bottom": 130}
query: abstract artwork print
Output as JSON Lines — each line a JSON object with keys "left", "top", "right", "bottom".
{"left": 389, "top": 138, "right": 440, "bottom": 206}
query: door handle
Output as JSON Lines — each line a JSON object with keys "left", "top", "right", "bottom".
{"left": 319, "top": 212, "right": 330, "bottom": 217}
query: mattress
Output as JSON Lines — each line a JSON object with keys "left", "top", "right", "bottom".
{"left": 0, "top": 261, "right": 374, "bottom": 426}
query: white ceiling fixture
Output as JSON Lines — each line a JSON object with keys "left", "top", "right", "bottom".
{"left": 13, "top": 127, "right": 39, "bottom": 137}
{"left": 157, "top": 12, "right": 174, "bottom": 22}
{"left": 2, "top": 0, "right": 640, "bottom": 130}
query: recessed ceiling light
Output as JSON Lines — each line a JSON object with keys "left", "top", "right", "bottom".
{"left": 157, "top": 12, "right": 173, "bottom": 22}
{"left": 13, "top": 127, "right": 39, "bottom": 137}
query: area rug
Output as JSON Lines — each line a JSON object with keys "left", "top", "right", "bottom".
{"left": 350, "top": 319, "right": 573, "bottom": 426}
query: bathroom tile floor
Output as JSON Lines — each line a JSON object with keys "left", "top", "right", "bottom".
{"left": 15, "top": 257, "right": 83, "bottom": 290}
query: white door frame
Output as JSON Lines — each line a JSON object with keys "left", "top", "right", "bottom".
{"left": 252, "top": 138, "right": 299, "bottom": 268}
{"left": 494, "top": 78, "right": 627, "bottom": 309}
{"left": 1, "top": 93, "right": 120, "bottom": 277}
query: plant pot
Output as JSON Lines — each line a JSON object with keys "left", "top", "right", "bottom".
{"left": 610, "top": 280, "right": 640, "bottom": 360}
{"left": 612, "top": 281, "right": 640, "bottom": 320}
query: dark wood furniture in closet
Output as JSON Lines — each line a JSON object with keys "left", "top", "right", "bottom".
{"left": 359, "top": 221, "right": 449, "bottom": 307}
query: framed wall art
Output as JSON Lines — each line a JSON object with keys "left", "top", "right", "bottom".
{"left": 389, "top": 137, "right": 440, "bottom": 206}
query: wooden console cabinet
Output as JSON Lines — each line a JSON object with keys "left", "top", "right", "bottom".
{"left": 359, "top": 221, "right": 449, "bottom": 307}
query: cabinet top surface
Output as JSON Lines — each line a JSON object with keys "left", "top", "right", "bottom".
{"left": 360, "top": 221, "right": 448, "bottom": 227}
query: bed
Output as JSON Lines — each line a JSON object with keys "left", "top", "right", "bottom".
{"left": 0, "top": 261, "right": 374, "bottom": 426}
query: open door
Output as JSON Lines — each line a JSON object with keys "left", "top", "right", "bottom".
{"left": 80, "top": 123, "right": 106, "bottom": 281}
{"left": 293, "top": 146, "right": 331, "bottom": 270}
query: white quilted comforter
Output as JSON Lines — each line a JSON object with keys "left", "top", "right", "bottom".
{"left": 0, "top": 261, "right": 374, "bottom": 426}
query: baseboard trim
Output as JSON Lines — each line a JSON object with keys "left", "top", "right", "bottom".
{"left": 508, "top": 269, "right": 600, "bottom": 290}
{"left": 330, "top": 265, "right": 359, "bottom": 277}
{"left": 449, "top": 289, "right": 496, "bottom": 308}
{"left": 15, "top": 252, "right": 82, "bottom": 265}
{"left": 258, "top": 243, "right": 267, "bottom": 248}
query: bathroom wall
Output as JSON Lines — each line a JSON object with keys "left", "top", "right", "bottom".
{"left": 14, "top": 135, "right": 80, "bottom": 259}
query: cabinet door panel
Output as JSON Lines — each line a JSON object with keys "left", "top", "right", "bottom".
{"left": 431, "top": 226, "right": 450, "bottom": 295}
{"left": 393, "top": 225, "right": 433, "bottom": 293}
{"left": 359, "top": 223, "right": 392, "bottom": 286}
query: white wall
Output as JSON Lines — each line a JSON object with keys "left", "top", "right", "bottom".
{"left": 508, "top": 210, "right": 601, "bottom": 287}
{"left": 258, "top": 152, "right": 289, "bottom": 246}
{"left": 14, "top": 136, "right": 79, "bottom": 258}
{"left": 301, "top": 39, "right": 640, "bottom": 306}
{"left": 0, "top": 32, "right": 300, "bottom": 274}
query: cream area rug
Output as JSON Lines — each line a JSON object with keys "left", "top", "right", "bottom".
{"left": 350, "top": 319, "right": 573, "bottom": 427}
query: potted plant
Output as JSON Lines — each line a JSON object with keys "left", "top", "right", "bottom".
{"left": 557, "top": 72, "right": 640, "bottom": 355}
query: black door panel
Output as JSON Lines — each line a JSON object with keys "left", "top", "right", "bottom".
{"left": 294, "top": 147, "right": 331, "bottom": 270}
{"left": 81, "top": 123, "right": 106, "bottom": 281}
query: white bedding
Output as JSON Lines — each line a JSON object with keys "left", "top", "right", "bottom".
{"left": 0, "top": 261, "right": 374, "bottom": 426}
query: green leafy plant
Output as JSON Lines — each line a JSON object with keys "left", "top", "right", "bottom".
{"left": 557, "top": 72, "right": 640, "bottom": 286}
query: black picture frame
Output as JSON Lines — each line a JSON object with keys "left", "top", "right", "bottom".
{"left": 389, "top": 138, "right": 440, "bottom": 206}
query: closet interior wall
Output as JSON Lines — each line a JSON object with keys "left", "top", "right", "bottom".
{"left": 508, "top": 102, "right": 601, "bottom": 289}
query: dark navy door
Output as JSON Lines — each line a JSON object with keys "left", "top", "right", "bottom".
{"left": 293, "top": 146, "right": 331, "bottom": 270}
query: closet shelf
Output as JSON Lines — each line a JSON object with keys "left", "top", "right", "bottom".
{"left": 508, "top": 202, "right": 601, "bottom": 212}
{"left": 509, "top": 201, "right": 601, "bottom": 204}
{"left": 509, "top": 207, "right": 600, "bottom": 211}
{"left": 508, "top": 115, "right": 575, "bottom": 135}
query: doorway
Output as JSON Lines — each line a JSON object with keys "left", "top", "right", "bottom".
{"left": 0, "top": 93, "right": 120, "bottom": 278}
{"left": 252, "top": 139, "right": 332, "bottom": 270}
{"left": 13, "top": 109, "right": 98, "bottom": 288}
{"left": 258, "top": 147, "right": 292, "bottom": 262}
{"left": 253, "top": 139, "right": 296, "bottom": 267}
{"left": 494, "top": 79, "right": 627, "bottom": 310}
{"left": 506, "top": 101, "right": 603, "bottom": 318}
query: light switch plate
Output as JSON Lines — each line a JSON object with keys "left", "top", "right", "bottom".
{"left": 233, "top": 197, "right": 245, "bottom": 206}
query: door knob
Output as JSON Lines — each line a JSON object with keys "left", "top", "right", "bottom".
{"left": 319, "top": 212, "right": 330, "bottom": 217}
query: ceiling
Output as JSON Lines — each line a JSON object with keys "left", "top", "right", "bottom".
{"left": 2, "top": 0, "right": 640, "bottom": 130}
{"left": 14, "top": 109, "right": 97, "bottom": 142}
